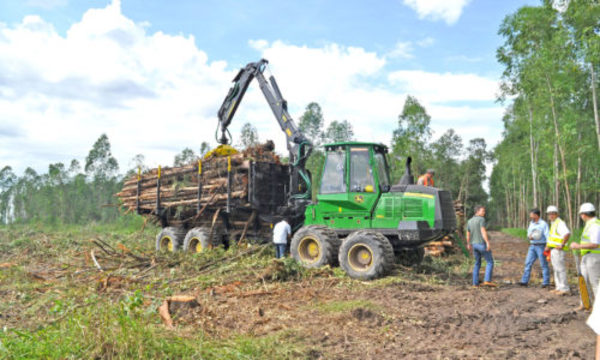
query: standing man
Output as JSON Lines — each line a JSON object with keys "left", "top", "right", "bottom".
{"left": 545, "top": 205, "right": 571, "bottom": 295}
{"left": 519, "top": 208, "right": 551, "bottom": 288}
{"left": 466, "top": 205, "right": 496, "bottom": 287}
{"left": 570, "top": 203, "right": 600, "bottom": 303}
{"left": 272, "top": 217, "right": 292, "bottom": 259}
{"left": 417, "top": 169, "right": 435, "bottom": 187}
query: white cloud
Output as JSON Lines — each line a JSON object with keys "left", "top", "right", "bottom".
{"left": 0, "top": 1, "right": 234, "bottom": 174}
{"left": 388, "top": 70, "right": 499, "bottom": 103}
{"left": 0, "top": 1, "right": 502, "bottom": 177}
{"left": 387, "top": 41, "right": 414, "bottom": 59}
{"left": 402, "top": 0, "right": 471, "bottom": 25}
{"left": 416, "top": 36, "right": 435, "bottom": 48}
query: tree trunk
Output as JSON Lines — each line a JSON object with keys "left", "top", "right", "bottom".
{"left": 591, "top": 63, "right": 600, "bottom": 151}
{"left": 546, "top": 75, "right": 574, "bottom": 228}
{"left": 527, "top": 103, "right": 538, "bottom": 208}
{"left": 577, "top": 139, "right": 582, "bottom": 216}
{"left": 554, "top": 143, "right": 559, "bottom": 207}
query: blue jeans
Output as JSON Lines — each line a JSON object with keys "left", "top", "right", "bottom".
{"left": 275, "top": 244, "right": 287, "bottom": 259}
{"left": 521, "top": 244, "right": 550, "bottom": 285}
{"left": 473, "top": 243, "right": 494, "bottom": 285}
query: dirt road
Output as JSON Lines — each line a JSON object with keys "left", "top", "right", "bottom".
{"left": 184, "top": 230, "right": 596, "bottom": 359}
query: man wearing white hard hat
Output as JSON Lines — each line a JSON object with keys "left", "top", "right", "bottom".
{"left": 545, "top": 205, "right": 570, "bottom": 295}
{"left": 519, "top": 208, "right": 551, "bottom": 287}
{"left": 571, "top": 203, "right": 600, "bottom": 304}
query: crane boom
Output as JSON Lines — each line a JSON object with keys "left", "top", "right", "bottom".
{"left": 216, "top": 59, "right": 313, "bottom": 201}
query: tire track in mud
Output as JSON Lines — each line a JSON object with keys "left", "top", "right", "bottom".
{"left": 337, "top": 231, "right": 596, "bottom": 359}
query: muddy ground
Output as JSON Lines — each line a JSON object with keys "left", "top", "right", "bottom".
{"left": 1, "top": 229, "right": 596, "bottom": 359}
{"left": 179, "top": 231, "right": 596, "bottom": 359}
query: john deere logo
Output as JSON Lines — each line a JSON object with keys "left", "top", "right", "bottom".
{"left": 354, "top": 195, "right": 364, "bottom": 203}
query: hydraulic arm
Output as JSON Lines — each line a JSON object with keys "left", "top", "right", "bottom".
{"left": 216, "top": 59, "right": 313, "bottom": 200}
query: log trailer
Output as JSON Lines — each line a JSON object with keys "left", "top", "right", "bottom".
{"left": 150, "top": 59, "right": 456, "bottom": 279}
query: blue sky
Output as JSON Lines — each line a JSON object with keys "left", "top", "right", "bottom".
{"left": 0, "top": 0, "right": 539, "bottom": 174}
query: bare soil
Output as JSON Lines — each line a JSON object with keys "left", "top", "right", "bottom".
{"left": 181, "top": 231, "right": 596, "bottom": 359}
{"left": 1, "top": 229, "right": 596, "bottom": 359}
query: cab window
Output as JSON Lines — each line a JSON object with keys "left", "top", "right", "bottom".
{"left": 350, "top": 147, "right": 374, "bottom": 192}
{"left": 374, "top": 152, "right": 390, "bottom": 189}
{"left": 320, "top": 150, "right": 347, "bottom": 194}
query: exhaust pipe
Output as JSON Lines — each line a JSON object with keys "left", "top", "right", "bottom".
{"left": 398, "top": 156, "right": 414, "bottom": 185}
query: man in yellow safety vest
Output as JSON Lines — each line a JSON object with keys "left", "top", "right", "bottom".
{"left": 570, "top": 203, "right": 600, "bottom": 307}
{"left": 545, "top": 205, "right": 570, "bottom": 295}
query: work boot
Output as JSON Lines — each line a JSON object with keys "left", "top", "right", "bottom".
{"left": 574, "top": 305, "right": 586, "bottom": 311}
{"left": 555, "top": 291, "right": 569, "bottom": 296}
{"left": 541, "top": 284, "right": 550, "bottom": 289}
{"left": 518, "top": 282, "right": 527, "bottom": 287}
{"left": 481, "top": 282, "right": 498, "bottom": 288}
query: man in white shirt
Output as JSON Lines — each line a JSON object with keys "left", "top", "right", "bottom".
{"left": 272, "top": 218, "right": 292, "bottom": 259}
{"left": 545, "top": 206, "right": 571, "bottom": 295}
{"left": 571, "top": 203, "right": 600, "bottom": 307}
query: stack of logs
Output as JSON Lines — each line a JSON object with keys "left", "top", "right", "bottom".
{"left": 424, "top": 200, "right": 465, "bottom": 257}
{"left": 115, "top": 143, "right": 281, "bottom": 218}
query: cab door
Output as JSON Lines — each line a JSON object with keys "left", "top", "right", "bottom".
{"left": 345, "top": 146, "right": 379, "bottom": 228}
{"left": 316, "top": 147, "right": 349, "bottom": 225}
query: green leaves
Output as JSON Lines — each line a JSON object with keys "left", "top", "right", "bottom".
{"left": 173, "top": 148, "right": 197, "bottom": 167}
{"left": 493, "top": 0, "right": 600, "bottom": 228}
{"left": 324, "top": 120, "right": 354, "bottom": 143}
{"left": 298, "top": 102, "right": 325, "bottom": 146}
{"left": 84, "top": 134, "right": 119, "bottom": 181}
{"left": 238, "top": 123, "right": 259, "bottom": 149}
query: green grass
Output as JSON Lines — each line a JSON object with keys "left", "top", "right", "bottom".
{"left": 501, "top": 228, "right": 528, "bottom": 240}
{"left": 502, "top": 227, "right": 583, "bottom": 248}
{"left": 0, "top": 298, "right": 302, "bottom": 359}
{"left": 0, "top": 223, "right": 311, "bottom": 359}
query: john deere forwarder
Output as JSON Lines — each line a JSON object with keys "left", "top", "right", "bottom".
{"left": 157, "top": 59, "right": 456, "bottom": 280}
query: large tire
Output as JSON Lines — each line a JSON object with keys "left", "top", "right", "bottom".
{"left": 155, "top": 227, "right": 186, "bottom": 252}
{"left": 396, "top": 247, "right": 425, "bottom": 266}
{"left": 183, "top": 227, "right": 220, "bottom": 253}
{"left": 291, "top": 225, "right": 340, "bottom": 268}
{"left": 339, "top": 231, "right": 395, "bottom": 280}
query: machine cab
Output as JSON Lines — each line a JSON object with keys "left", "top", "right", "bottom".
{"left": 306, "top": 142, "right": 390, "bottom": 229}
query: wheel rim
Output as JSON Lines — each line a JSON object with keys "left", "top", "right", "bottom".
{"left": 298, "top": 236, "right": 321, "bottom": 263}
{"left": 188, "top": 238, "right": 201, "bottom": 253}
{"left": 348, "top": 243, "right": 374, "bottom": 272}
{"left": 160, "top": 236, "right": 174, "bottom": 252}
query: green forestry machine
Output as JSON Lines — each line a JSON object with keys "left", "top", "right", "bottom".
{"left": 212, "top": 59, "right": 457, "bottom": 279}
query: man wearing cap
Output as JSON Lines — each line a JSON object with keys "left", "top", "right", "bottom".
{"left": 519, "top": 208, "right": 551, "bottom": 287}
{"left": 545, "top": 205, "right": 571, "bottom": 295}
{"left": 417, "top": 169, "right": 435, "bottom": 187}
{"left": 571, "top": 203, "right": 600, "bottom": 302}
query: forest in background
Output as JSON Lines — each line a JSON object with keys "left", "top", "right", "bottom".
{"left": 0, "top": 0, "right": 597, "bottom": 231}
{"left": 0, "top": 95, "right": 489, "bottom": 227}
{"left": 491, "top": 0, "right": 600, "bottom": 229}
